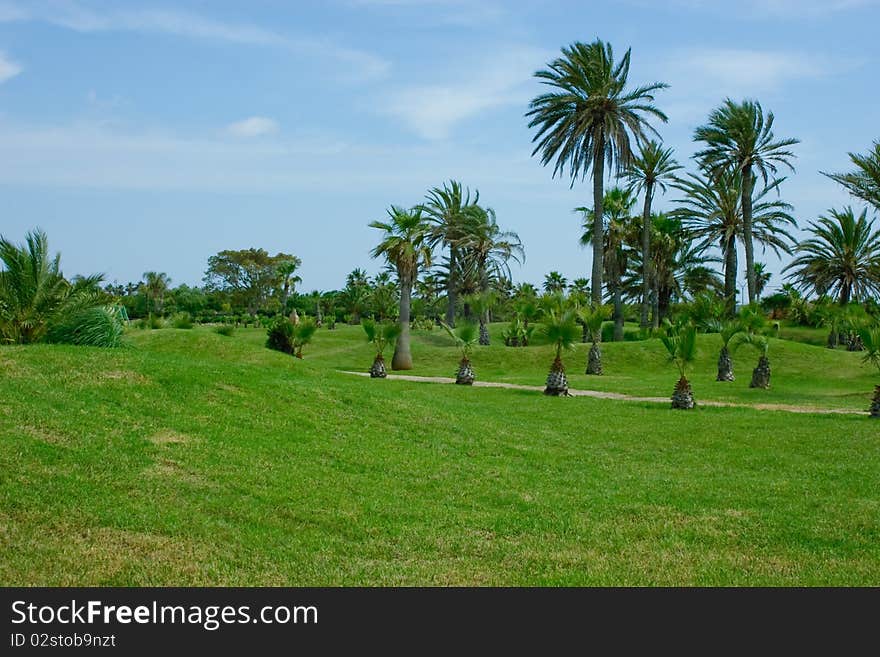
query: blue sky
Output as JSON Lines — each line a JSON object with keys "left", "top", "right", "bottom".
{"left": 1, "top": 0, "right": 878, "bottom": 296}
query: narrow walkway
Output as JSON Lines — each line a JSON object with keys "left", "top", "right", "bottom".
{"left": 341, "top": 371, "right": 864, "bottom": 415}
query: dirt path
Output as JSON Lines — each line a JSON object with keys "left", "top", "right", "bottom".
{"left": 341, "top": 371, "right": 863, "bottom": 416}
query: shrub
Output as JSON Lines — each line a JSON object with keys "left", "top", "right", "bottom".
{"left": 214, "top": 325, "right": 235, "bottom": 337}
{"left": 47, "top": 305, "right": 125, "bottom": 348}
{"left": 148, "top": 315, "right": 165, "bottom": 329}
{"left": 171, "top": 312, "right": 194, "bottom": 329}
{"left": 266, "top": 317, "right": 295, "bottom": 354}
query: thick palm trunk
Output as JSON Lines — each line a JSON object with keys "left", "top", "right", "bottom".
{"left": 544, "top": 356, "right": 570, "bottom": 396}
{"left": 455, "top": 357, "right": 475, "bottom": 385}
{"left": 827, "top": 329, "right": 838, "bottom": 349}
{"left": 723, "top": 235, "right": 738, "bottom": 317}
{"left": 445, "top": 246, "right": 457, "bottom": 327}
{"left": 479, "top": 314, "right": 490, "bottom": 346}
{"left": 749, "top": 355, "right": 770, "bottom": 389}
{"left": 586, "top": 342, "right": 603, "bottom": 375}
{"left": 370, "top": 354, "right": 387, "bottom": 378}
{"left": 869, "top": 385, "right": 880, "bottom": 418}
{"left": 741, "top": 167, "right": 757, "bottom": 305}
{"left": 716, "top": 346, "right": 734, "bottom": 381}
{"left": 392, "top": 277, "right": 413, "bottom": 370}
{"left": 591, "top": 135, "right": 605, "bottom": 307}
{"left": 640, "top": 183, "right": 654, "bottom": 330}
{"left": 671, "top": 376, "right": 695, "bottom": 410}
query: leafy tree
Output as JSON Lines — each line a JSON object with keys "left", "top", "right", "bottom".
{"left": 527, "top": 39, "right": 668, "bottom": 306}
{"left": 783, "top": 207, "right": 880, "bottom": 305}
{"left": 370, "top": 205, "right": 432, "bottom": 370}
{"left": 823, "top": 140, "right": 880, "bottom": 213}
{"left": 204, "top": 248, "right": 295, "bottom": 315}
{"left": 625, "top": 141, "right": 681, "bottom": 329}
{"left": 694, "top": 99, "right": 799, "bottom": 305}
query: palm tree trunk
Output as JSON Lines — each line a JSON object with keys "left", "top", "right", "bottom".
{"left": 479, "top": 312, "right": 490, "bottom": 346}
{"left": 716, "top": 346, "right": 734, "bottom": 381}
{"left": 640, "top": 183, "right": 654, "bottom": 330}
{"left": 591, "top": 134, "right": 605, "bottom": 307}
{"left": 445, "top": 246, "right": 457, "bottom": 327}
{"left": 741, "top": 166, "right": 757, "bottom": 305}
{"left": 723, "top": 235, "right": 738, "bottom": 317}
{"left": 392, "top": 276, "right": 413, "bottom": 370}
{"left": 613, "top": 275, "right": 624, "bottom": 342}
{"left": 651, "top": 277, "right": 660, "bottom": 329}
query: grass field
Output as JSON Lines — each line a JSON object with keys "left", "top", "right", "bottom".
{"left": 1, "top": 324, "right": 879, "bottom": 585}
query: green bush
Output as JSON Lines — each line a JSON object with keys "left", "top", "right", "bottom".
{"left": 47, "top": 306, "right": 125, "bottom": 348}
{"left": 170, "top": 312, "right": 194, "bottom": 329}
{"left": 214, "top": 325, "right": 235, "bottom": 337}
{"left": 266, "top": 317, "right": 295, "bottom": 354}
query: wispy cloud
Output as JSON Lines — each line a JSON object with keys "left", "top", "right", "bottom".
{"left": 375, "top": 45, "right": 547, "bottom": 140}
{"left": 625, "top": 0, "right": 878, "bottom": 17}
{"left": 0, "top": 1, "right": 390, "bottom": 80}
{"left": 0, "top": 50, "right": 21, "bottom": 83}
{"left": 226, "top": 116, "right": 280, "bottom": 138}
{"left": 674, "top": 48, "right": 833, "bottom": 91}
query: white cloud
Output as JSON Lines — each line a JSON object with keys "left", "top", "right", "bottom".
{"left": 375, "top": 45, "right": 548, "bottom": 140}
{"left": 677, "top": 49, "right": 832, "bottom": 91}
{"left": 226, "top": 116, "right": 280, "bottom": 138}
{"left": 625, "top": 0, "right": 878, "bottom": 17}
{"left": 0, "top": 51, "right": 21, "bottom": 83}
{"left": 0, "top": 1, "right": 389, "bottom": 81}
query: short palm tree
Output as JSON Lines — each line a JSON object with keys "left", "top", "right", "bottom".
{"left": 735, "top": 332, "right": 771, "bottom": 389}
{"left": 660, "top": 320, "right": 698, "bottom": 409}
{"left": 823, "top": 140, "right": 880, "bottom": 213}
{"left": 625, "top": 141, "right": 681, "bottom": 329}
{"left": 541, "top": 309, "right": 580, "bottom": 396}
{"left": 527, "top": 39, "right": 668, "bottom": 306}
{"left": 857, "top": 325, "right": 880, "bottom": 417}
{"left": 362, "top": 319, "right": 401, "bottom": 378}
{"left": 716, "top": 320, "right": 744, "bottom": 382}
{"left": 442, "top": 321, "right": 478, "bottom": 385}
{"left": 783, "top": 207, "right": 880, "bottom": 304}
{"left": 292, "top": 318, "right": 317, "bottom": 359}
{"left": 0, "top": 229, "right": 104, "bottom": 344}
{"left": 465, "top": 291, "right": 497, "bottom": 346}
{"left": 694, "top": 99, "right": 799, "bottom": 305}
{"left": 370, "top": 205, "right": 432, "bottom": 370}
{"left": 578, "top": 304, "right": 610, "bottom": 375}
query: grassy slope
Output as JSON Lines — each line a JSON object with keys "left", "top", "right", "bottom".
{"left": 1, "top": 326, "right": 878, "bottom": 585}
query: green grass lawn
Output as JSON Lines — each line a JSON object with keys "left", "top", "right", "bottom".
{"left": 1, "top": 325, "right": 878, "bottom": 585}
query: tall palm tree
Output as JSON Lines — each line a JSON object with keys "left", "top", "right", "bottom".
{"left": 276, "top": 256, "right": 303, "bottom": 312}
{"left": 578, "top": 186, "right": 637, "bottom": 340}
{"left": 370, "top": 206, "right": 432, "bottom": 370}
{"left": 694, "top": 99, "right": 799, "bottom": 305}
{"left": 0, "top": 228, "right": 103, "bottom": 344}
{"left": 624, "top": 141, "right": 681, "bottom": 329}
{"left": 783, "top": 207, "right": 880, "bottom": 305}
{"left": 142, "top": 271, "right": 171, "bottom": 317}
{"left": 543, "top": 271, "right": 568, "bottom": 294}
{"left": 752, "top": 262, "right": 771, "bottom": 299}
{"left": 527, "top": 39, "right": 668, "bottom": 306}
{"left": 823, "top": 140, "right": 880, "bottom": 213}
{"left": 674, "top": 167, "right": 796, "bottom": 315}
{"left": 422, "top": 180, "right": 480, "bottom": 327}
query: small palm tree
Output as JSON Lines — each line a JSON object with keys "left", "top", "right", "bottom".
{"left": 442, "top": 321, "right": 478, "bottom": 385}
{"left": 716, "top": 320, "right": 744, "bottom": 382}
{"left": 783, "top": 207, "right": 880, "bottom": 304}
{"left": 578, "top": 304, "right": 610, "bottom": 375}
{"left": 660, "top": 321, "right": 698, "bottom": 409}
{"left": 694, "top": 99, "right": 799, "bottom": 305}
{"left": 465, "top": 290, "right": 497, "bottom": 346}
{"left": 370, "top": 205, "right": 432, "bottom": 370}
{"left": 362, "top": 319, "right": 401, "bottom": 378}
{"left": 527, "top": 39, "right": 668, "bottom": 306}
{"left": 735, "top": 332, "right": 771, "bottom": 389}
{"left": 625, "top": 140, "right": 681, "bottom": 329}
{"left": 292, "top": 319, "right": 317, "bottom": 359}
{"left": 541, "top": 309, "right": 580, "bottom": 396}
{"left": 857, "top": 325, "right": 880, "bottom": 417}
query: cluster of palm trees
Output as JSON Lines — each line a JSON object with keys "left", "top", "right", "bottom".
{"left": 370, "top": 180, "right": 523, "bottom": 370}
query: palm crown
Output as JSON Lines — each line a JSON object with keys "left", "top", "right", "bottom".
{"left": 369, "top": 206, "right": 432, "bottom": 280}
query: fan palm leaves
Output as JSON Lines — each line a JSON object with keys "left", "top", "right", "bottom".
{"left": 694, "top": 99, "right": 799, "bottom": 305}
{"left": 660, "top": 320, "right": 698, "bottom": 409}
{"left": 783, "top": 207, "right": 880, "bottom": 304}
{"left": 527, "top": 39, "right": 668, "bottom": 306}
{"left": 362, "top": 319, "right": 401, "bottom": 378}
{"left": 441, "top": 321, "right": 479, "bottom": 385}
{"left": 541, "top": 308, "right": 580, "bottom": 396}
{"left": 858, "top": 325, "right": 880, "bottom": 417}
{"left": 370, "top": 205, "right": 432, "bottom": 370}
{"left": 625, "top": 140, "right": 681, "bottom": 328}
